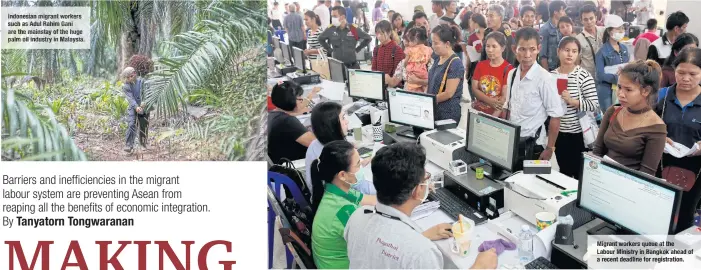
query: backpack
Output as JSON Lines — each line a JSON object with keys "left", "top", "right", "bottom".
{"left": 269, "top": 160, "right": 314, "bottom": 249}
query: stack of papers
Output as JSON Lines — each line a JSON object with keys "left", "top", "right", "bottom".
{"left": 411, "top": 200, "right": 440, "bottom": 221}
{"left": 665, "top": 141, "right": 700, "bottom": 158}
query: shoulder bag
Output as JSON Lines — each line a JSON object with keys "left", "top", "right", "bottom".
{"left": 438, "top": 56, "right": 459, "bottom": 94}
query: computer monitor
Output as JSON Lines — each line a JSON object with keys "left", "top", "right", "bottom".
{"left": 272, "top": 37, "right": 283, "bottom": 64}
{"left": 280, "top": 41, "right": 292, "bottom": 66}
{"left": 387, "top": 89, "right": 436, "bottom": 139}
{"left": 464, "top": 111, "right": 520, "bottom": 180}
{"left": 577, "top": 153, "right": 683, "bottom": 236}
{"left": 347, "top": 69, "right": 384, "bottom": 101}
{"left": 328, "top": 57, "right": 345, "bottom": 83}
{"left": 292, "top": 46, "right": 306, "bottom": 73}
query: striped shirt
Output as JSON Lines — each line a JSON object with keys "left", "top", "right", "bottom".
{"left": 307, "top": 28, "right": 325, "bottom": 59}
{"left": 551, "top": 66, "right": 599, "bottom": 133}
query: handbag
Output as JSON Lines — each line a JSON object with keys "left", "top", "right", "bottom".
{"left": 660, "top": 87, "right": 701, "bottom": 192}
{"left": 574, "top": 68, "right": 600, "bottom": 148}
{"left": 310, "top": 49, "right": 330, "bottom": 80}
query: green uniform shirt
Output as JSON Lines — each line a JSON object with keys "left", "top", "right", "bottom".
{"left": 312, "top": 183, "right": 363, "bottom": 269}
{"left": 317, "top": 24, "right": 371, "bottom": 65}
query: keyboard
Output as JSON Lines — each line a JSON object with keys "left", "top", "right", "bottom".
{"left": 429, "top": 188, "right": 487, "bottom": 225}
{"left": 525, "top": 256, "right": 559, "bottom": 269}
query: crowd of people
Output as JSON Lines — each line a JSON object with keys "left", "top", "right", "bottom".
{"left": 268, "top": 0, "right": 701, "bottom": 269}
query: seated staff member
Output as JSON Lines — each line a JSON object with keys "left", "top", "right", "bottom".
{"left": 409, "top": 24, "right": 465, "bottom": 123}
{"left": 344, "top": 142, "right": 498, "bottom": 268}
{"left": 386, "top": 27, "right": 433, "bottom": 91}
{"left": 661, "top": 33, "right": 699, "bottom": 88}
{"left": 303, "top": 11, "right": 326, "bottom": 59}
{"left": 371, "top": 20, "right": 405, "bottom": 78}
{"left": 310, "top": 140, "right": 377, "bottom": 269}
{"left": 305, "top": 102, "right": 375, "bottom": 195}
{"left": 267, "top": 81, "right": 319, "bottom": 164}
{"left": 595, "top": 14, "right": 630, "bottom": 112}
{"left": 655, "top": 48, "right": 701, "bottom": 232}
{"left": 471, "top": 31, "right": 513, "bottom": 118}
{"left": 593, "top": 60, "right": 667, "bottom": 175}
{"left": 552, "top": 37, "right": 599, "bottom": 179}
{"left": 502, "top": 27, "right": 565, "bottom": 162}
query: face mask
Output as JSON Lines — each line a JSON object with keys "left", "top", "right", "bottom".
{"left": 332, "top": 17, "right": 341, "bottom": 27}
{"left": 612, "top": 32, "right": 625, "bottom": 41}
{"left": 343, "top": 169, "right": 364, "bottom": 188}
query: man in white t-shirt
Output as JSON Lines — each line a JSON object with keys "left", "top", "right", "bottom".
{"left": 429, "top": 0, "right": 446, "bottom": 31}
{"left": 314, "top": 0, "right": 330, "bottom": 28}
{"left": 344, "top": 143, "right": 498, "bottom": 269}
{"left": 270, "top": 2, "right": 283, "bottom": 30}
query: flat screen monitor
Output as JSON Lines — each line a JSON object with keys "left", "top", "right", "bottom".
{"left": 347, "top": 69, "right": 384, "bottom": 101}
{"left": 280, "top": 41, "right": 292, "bottom": 66}
{"left": 292, "top": 46, "right": 305, "bottom": 72}
{"left": 387, "top": 89, "right": 436, "bottom": 138}
{"left": 272, "top": 36, "right": 281, "bottom": 50}
{"left": 272, "top": 37, "right": 283, "bottom": 63}
{"left": 577, "top": 153, "right": 683, "bottom": 236}
{"left": 328, "top": 58, "right": 345, "bottom": 83}
{"left": 464, "top": 111, "right": 520, "bottom": 180}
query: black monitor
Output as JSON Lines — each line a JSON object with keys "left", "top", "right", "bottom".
{"left": 328, "top": 57, "right": 345, "bottom": 83}
{"left": 292, "top": 46, "right": 306, "bottom": 73}
{"left": 347, "top": 69, "right": 384, "bottom": 101}
{"left": 577, "top": 153, "right": 683, "bottom": 236}
{"left": 387, "top": 89, "right": 436, "bottom": 139}
{"left": 464, "top": 111, "right": 520, "bottom": 180}
{"left": 280, "top": 41, "right": 292, "bottom": 66}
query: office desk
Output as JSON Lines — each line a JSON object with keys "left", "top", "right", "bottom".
{"left": 414, "top": 210, "right": 536, "bottom": 269}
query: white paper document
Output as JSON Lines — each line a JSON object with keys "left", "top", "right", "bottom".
{"left": 665, "top": 141, "right": 700, "bottom": 158}
{"left": 411, "top": 201, "right": 440, "bottom": 220}
{"left": 604, "top": 63, "right": 627, "bottom": 74}
{"left": 317, "top": 80, "right": 346, "bottom": 100}
{"left": 466, "top": 45, "right": 480, "bottom": 62}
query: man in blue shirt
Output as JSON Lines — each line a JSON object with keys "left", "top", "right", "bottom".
{"left": 342, "top": 0, "right": 354, "bottom": 24}
{"left": 538, "top": 0, "right": 567, "bottom": 71}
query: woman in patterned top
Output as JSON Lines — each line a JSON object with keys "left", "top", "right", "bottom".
{"left": 304, "top": 10, "right": 325, "bottom": 59}
{"left": 551, "top": 36, "right": 599, "bottom": 179}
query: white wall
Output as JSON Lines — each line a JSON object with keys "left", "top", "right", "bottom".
{"left": 385, "top": 0, "right": 435, "bottom": 19}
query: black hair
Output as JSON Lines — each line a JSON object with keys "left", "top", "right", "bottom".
{"left": 413, "top": 11, "right": 428, "bottom": 22}
{"left": 305, "top": 10, "right": 322, "bottom": 26}
{"left": 311, "top": 102, "right": 345, "bottom": 144}
{"left": 271, "top": 81, "right": 303, "bottom": 111}
{"left": 375, "top": 0, "right": 382, "bottom": 8}
{"left": 375, "top": 20, "right": 393, "bottom": 35}
{"left": 460, "top": 11, "right": 473, "bottom": 30}
{"left": 342, "top": 0, "right": 350, "bottom": 7}
{"left": 548, "top": 0, "right": 566, "bottom": 17}
{"left": 405, "top": 26, "right": 429, "bottom": 45}
{"left": 665, "top": 11, "right": 689, "bottom": 31}
{"left": 471, "top": 13, "right": 487, "bottom": 29}
{"left": 520, "top": 5, "right": 536, "bottom": 17}
{"left": 485, "top": 31, "right": 508, "bottom": 48}
{"left": 372, "top": 142, "right": 426, "bottom": 205}
{"left": 646, "top": 18, "right": 657, "bottom": 31}
{"left": 310, "top": 140, "right": 355, "bottom": 215}
{"left": 391, "top": 12, "right": 403, "bottom": 27}
{"left": 332, "top": 6, "right": 346, "bottom": 17}
{"left": 432, "top": 24, "right": 461, "bottom": 47}
{"left": 602, "top": 27, "right": 614, "bottom": 43}
{"left": 432, "top": 0, "right": 448, "bottom": 9}
{"left": 515, "top": 27, "right": 540, "bottom": 45}
{"left": 620, "top": 60, "right": 663, "bottom": 107}
{"left": 274, "top": 1, "right": 279, "bottom": 6}
{"left": 579, "top": 4, "right": 596, "bottom": 18}
{"left": 664, "top": 33, "right": 699, "bottom": 67}
{"left": 558, "top": 16, "right": 573, "bottom": 28}
{"left": 558, "top": 36, "right": 581, "bottom": 52}
{"left": 673, "top": 47, "right": 701, "bottom": 69}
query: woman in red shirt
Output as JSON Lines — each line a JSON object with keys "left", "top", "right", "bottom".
{"left": 466, "top": 13, "right": 487, "bottom": 80}
{"left": 471, "top": 31, "right": 513, "bottom": 118}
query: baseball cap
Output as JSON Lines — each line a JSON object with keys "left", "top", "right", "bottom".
{"left": 605, "top": 14, "right": 626, "bottom": 28}
{"left": 414, "top": 5, "right": 424, "bottom": 13}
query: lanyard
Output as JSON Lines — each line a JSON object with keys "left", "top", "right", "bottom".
{"left": 364, "top": 208, "right": 417, "bottom": 231}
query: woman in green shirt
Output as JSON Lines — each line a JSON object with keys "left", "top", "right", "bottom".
{"left": 310, "top": 140, "right": 376, "bottom": 269}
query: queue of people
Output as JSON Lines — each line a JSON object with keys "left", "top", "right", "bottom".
{"left": 267, "top": 1, "right": 701, "bottom": 269}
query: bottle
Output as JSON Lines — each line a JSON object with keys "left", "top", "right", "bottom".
{"left": 518, "top": 225, "right": 534, "bottom": 263}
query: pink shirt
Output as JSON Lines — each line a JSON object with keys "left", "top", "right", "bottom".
{"left": 633, "top": 31, "right": 660, "bottom": 46}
